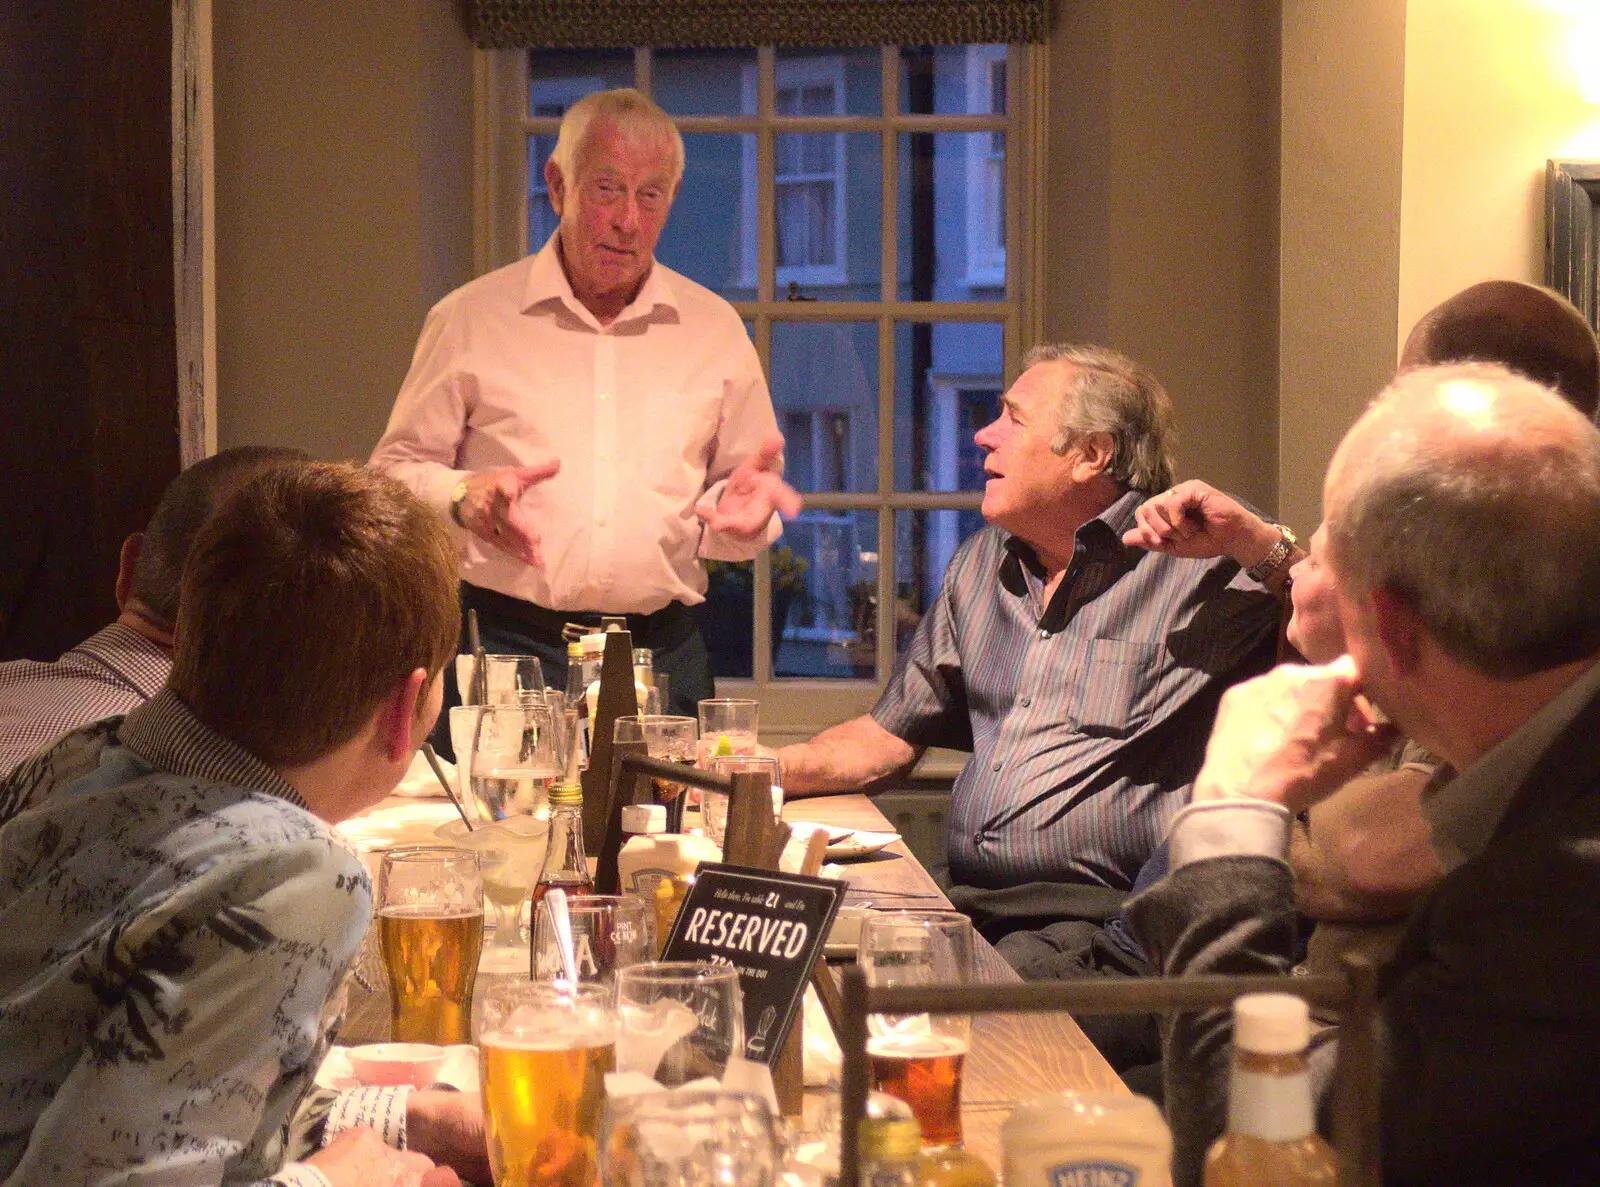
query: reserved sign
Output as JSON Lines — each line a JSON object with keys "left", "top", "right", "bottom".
{"left": 660, "top": 862, "right": 845, "bottom": 1067}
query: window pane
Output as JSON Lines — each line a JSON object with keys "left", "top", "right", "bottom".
{"left": 894, "top": 509, "right": 982, "bottom": 659}
{"left": 696, "top": 561, "right": 755, "bottom": 679}
{"left": 899, "top": 132, "right": 1006, "bottom": 299}
{"left": 525, "top": 52, "right": 636, "bottom": 251}
{"left": 893, "top": 322, "right": 1003, "bottom": 492}
{"left": 770, "top": 322, "right": 878, "bottom": 494}
{"left": 655, "top": 134, "right": 757, "bottom": 301}
{"left": 653, "top": 48, "right": 758, "bottom": 115}
{"left": 776, "top": 48, "right": 882, "bottom": 115}
{"left": 773, "top": 132, "right": 880, "bottom": 297}
{"left": 898, "top": 45, "right": 1007, "bottom": 114}
{"left": 774, "top": 510, "right": 879, "bottom": 679}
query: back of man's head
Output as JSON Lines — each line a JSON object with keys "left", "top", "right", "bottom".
{"left": 1328, "top": 362, "right": 1600, "bottom": 679}
{"left": 168, "top": 461, "right": 460, "bottom": 767}
{"left": 132, "top": 446, "right": 310, "bottom": 629}
{"left": 1400, "top": 280, "right": 1600, "bottom": 420}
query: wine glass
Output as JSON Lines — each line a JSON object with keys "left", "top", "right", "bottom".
{"left": 467, "top": 701, "right": 563, "bottom": 822}
{"left": 614, "top": 961, "right": 744, "bottom": 1087}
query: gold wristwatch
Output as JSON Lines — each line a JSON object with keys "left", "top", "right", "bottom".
{"left": 448, "top": 477, "right": 471, "bottom": 527}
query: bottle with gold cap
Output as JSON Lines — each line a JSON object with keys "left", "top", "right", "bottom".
{"left": 859, "top": 1092, "right": 923, "bottom": 1187}
{"left": 532, "top": 726, "right": 593, "bottom": 913}
{"left": 1203, "top": 993, "right": 1338, "bottom": 1186}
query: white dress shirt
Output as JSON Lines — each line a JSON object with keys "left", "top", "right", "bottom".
{"left": 370, "top": 239, "right": 781, "bottom": 614}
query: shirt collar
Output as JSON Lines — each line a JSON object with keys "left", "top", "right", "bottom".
{"left": 1422, "top": 655, "right": 1600, "bottom": 871}
{"left": 1001, "top": 488, "right": 1144, "bottom": 579}
{"left": 520, "top": 234, "right": 680, "bottom": 331}
{"left": 118, "top": 688, "right": 308, "bottom": 810}
{"left": 70, "top": 622, "right": 171, "bottom": 699}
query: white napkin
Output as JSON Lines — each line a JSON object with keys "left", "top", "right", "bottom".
{"left": 615, "top": 998, "right": 701, "bottom": 1078}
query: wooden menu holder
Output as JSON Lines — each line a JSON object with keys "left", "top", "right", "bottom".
{"left": 581, "top": 627, "right": 638, "bottom": 865}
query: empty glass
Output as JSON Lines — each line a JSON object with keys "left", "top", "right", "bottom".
{"left": 468, "top": 701, "right": 563, "bottom": 822}
{"left": 705, "top": 754, "right": 783, "bottom": 847}
{"left": 615, "top": 961, "right": 744, "bottom": 1087}
{"left": 603, "top": 1089, "right": 780, "bottom": 1186}
{"left": 457, "top": 652, "right": 547, "bottom": 706}
{"left": 533, "top": 893, "right": 654, "bottom": 989}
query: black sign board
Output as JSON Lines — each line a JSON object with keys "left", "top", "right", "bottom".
{"left": 659, "top": 862, "right": 846, "bottom": 1068}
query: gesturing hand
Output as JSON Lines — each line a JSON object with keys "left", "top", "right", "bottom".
{"left": 1122, "top": 479, "right": 1280, "bottom": 568}
{"left": 1192, "top": 656, "right": 1397, "bottom": 816}
{"left": 456, "top": 460, "right": 561, "bottom": 566}
{"left": 696, "top": 434, "right": 804, "bottom": 540}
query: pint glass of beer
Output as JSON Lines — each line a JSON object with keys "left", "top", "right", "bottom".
{"left": 377, "top": 845, "right": 484, "bottom": 1043}
{"left": 858, "top": 910, "right": 974, "bottom": 1150}
{"left": 476, "top": 978, "right": 617, "bottom": 1187}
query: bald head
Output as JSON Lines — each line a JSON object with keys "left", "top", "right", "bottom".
{"left": 1326, "top": 363, "right": 1600, "bottom": 678}
{"left": 1400, "top": 280, "right": 1599, "bottom": 420}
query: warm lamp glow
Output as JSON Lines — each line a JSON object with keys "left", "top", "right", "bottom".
{"left": 1547, "top": 0, "right": 1600, "bottom": 103}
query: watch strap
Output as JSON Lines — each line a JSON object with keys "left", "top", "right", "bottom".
{"left": 1246, "top": 524, "right": 1296, "bottom": 584}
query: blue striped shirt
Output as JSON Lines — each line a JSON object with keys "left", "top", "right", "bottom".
{"left": 871, "top": 490, "right": 1280, "bottom": 892}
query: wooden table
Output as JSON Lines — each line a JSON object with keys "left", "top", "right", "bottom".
{"left": 786, "top": 794, "right": 1127, "bottom": 1162}
{"left": 339, "top": 792, "right": 1125, "bottom": 1165}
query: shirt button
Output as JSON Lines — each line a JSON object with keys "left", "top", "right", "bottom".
{"left": 599, "top": 393, "right": 609, "bottom": 400}
{"left": 1019, "top": 696, "right": 1032, "bottom": 707}
{"left": 991, "top": 761, "right": 1002, "bottom": 772}
{"left": 1038, "top": 628, "right": 1050, "bottom": 639}
{"left": 597, "top": 517, "right": 608, "bottom": 528}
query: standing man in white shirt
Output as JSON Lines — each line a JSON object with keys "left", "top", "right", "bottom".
{"left": 371, "top": 88, "right": 800, "bottom": 732}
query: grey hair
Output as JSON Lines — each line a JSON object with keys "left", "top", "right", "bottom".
{"left": 1022, "top": 343, "right": 1176, "bottom": 492}
{"left": 549, "top": 88, "right": 685, "bottom": 191}
{"left": 1328, "top": 362, "right": 1600, "bottom": 678}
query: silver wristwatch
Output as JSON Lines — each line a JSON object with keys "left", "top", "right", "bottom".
{"left": 1246, "top": 524, "right": 1297, "bottom": 584}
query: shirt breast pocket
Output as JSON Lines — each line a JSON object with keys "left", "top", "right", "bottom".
{"left": 1069, "top": 638, "right": 1162, "bottom": 738}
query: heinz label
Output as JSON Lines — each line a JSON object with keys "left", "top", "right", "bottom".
{"left": 1047, "top": 1163, "right": 1139, "bottom": 1187}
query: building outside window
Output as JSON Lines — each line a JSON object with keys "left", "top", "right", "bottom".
{"left": 483, "top": 45, "right": 1038, "bottom": 737}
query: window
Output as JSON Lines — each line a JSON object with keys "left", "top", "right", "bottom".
{"left": 480, "top": 46, "right": 1037, "bottom": 736}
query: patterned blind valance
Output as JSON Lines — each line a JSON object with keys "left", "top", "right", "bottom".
{"left": 467, "top": 0, "right": 1050, "bottom": 49}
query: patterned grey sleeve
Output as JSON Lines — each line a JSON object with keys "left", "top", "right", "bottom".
{"left": 4, "top": 830, "right": 369, "bottom": 1185}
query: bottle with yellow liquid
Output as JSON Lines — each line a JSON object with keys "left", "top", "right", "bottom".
{"left": 1203, "top": 993, "right": 1338, "bottom": 1187}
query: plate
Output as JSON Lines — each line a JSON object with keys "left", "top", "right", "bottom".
{"left": 316, "top": 1043, "right": 479, "bottom": 1093}
{"left": 825, "top": 830, "right": 900, "bottom": 861}
{"left": 785, "top": 822, "right": 855, "bottom": 846}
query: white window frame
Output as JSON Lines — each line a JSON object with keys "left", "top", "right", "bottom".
{"left": 963, "top": 46, "right": 1007, "bottom": 288}
{"left": 475, "top": 46, "right": 1045, "bottom": 742}
{"left": 740, "top": 56, "right": 849, "bottom": 290}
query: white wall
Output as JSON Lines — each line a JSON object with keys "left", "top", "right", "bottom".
{"left": 213, "top": 0, "right": 474, "bottom": 461}
{"left": 1276, "top": 0, "right": 1407, "bottom": 537}
{"left": 1397, "top": 0, "right": 1600, "bottom": 340}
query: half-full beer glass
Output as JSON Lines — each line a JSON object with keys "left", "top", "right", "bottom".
{"left": 377, "top": 845, "right": 484, "bottom": 1043}
{"left": 476, "top": 978, "right": 617, "bottom": 1187}
{"left": 858, "top": 910, "right": 974, "bottom": 1150}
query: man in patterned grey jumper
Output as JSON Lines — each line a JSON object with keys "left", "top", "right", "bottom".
{"left": 0, "top": 463, "right": 484, "bottom": 1186}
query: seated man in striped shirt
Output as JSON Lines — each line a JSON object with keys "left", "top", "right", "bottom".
{"left": 780, "top": 344, "right": 1285, "bottom": 966}
{"left": 0, "top": 445, "right": 304, "bottom": 783}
